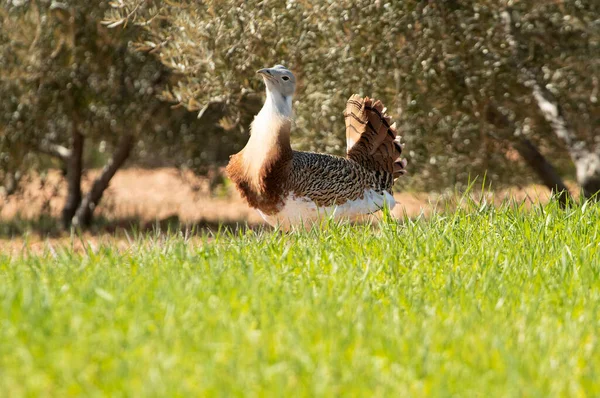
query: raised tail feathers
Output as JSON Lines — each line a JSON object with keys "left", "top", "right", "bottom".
{"left": 343, "top": 94, "right": 407, "bottom": 180}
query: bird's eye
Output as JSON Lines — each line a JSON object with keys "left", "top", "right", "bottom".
{"left": 281, "top": 76, "right": 290, "bottom": 81}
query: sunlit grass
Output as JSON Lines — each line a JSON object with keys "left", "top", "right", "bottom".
{"left": 1, "top": 199, "right": 599, "bottom": 396}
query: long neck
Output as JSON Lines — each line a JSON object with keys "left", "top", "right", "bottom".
{"left": 245, "top": 89, "right": 293, "bottom": 155}
{"left": 264, "top": 88, "right": 293, "bottom": 118}
{"left": 242, "top": 89, "right": 293, "bottom": 188}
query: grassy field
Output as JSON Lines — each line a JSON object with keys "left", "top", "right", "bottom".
{"left": 1, "top": 199, "right": 599, "bottom": 396}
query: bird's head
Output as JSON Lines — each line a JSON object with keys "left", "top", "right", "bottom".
{"left": 257, "top": 65, "right": 296, "bottom": 100}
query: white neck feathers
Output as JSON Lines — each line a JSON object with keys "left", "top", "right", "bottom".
{"left": 265, "top": 89, "right": 293, "bottom": 118}
{"left": 242, "top": 88, "right": 293, "bottom": 188}
{"left": 248, "top": 88, "right": 293, "bottom": 143}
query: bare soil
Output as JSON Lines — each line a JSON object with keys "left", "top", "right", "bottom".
{"left": 0, "top": 167, "right": 572, "bottom": 255}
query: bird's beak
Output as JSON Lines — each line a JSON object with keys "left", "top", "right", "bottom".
{"left": 256, "top": 68, "right": 272, "bottom": 78}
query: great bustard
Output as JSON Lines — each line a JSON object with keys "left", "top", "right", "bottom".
{"left": 226, "top": 65, "right": 407, "bottom": 228}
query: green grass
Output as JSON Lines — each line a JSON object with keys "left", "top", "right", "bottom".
{"left": 1, "top": 199, "right": 600, "bottom": 397}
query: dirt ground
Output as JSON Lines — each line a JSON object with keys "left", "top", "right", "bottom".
{"left": 0, "top": 167, "right": 567, "bottom": 255}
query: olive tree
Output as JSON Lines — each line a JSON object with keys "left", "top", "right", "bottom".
{"left": 0, "top": 0, "right": 168, "bottom": 228}
{"left": 107, "top": 0, "right": 599, "bottom": 201}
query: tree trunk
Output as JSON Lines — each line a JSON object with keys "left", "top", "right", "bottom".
{"left": 72, "top": 133, "right": 134, "bottom": 228}
{"left": 513, "top": 138, "right": 572, "bottom": 208}
{"left": 485, "top": 102, "right": 573, "bottom": 207}
{"left": 530, "top": 86, "right": 600, "bottom": 200}
{"left": 577, "top": 154, "right": 600, "bottom": 200}
{"left": 62, "top": 129, "right": 84, "bottom": 229}
{"left": 501, "top": 9, "right": 600, "bottom": 200}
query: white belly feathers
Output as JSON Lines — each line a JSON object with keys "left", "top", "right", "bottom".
{"left": 257, "top": 189, "right": 395, "bottom": 228}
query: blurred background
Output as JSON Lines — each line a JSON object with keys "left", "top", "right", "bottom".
{"left": 0, "top": 0, "right": 598, "bottom": 236}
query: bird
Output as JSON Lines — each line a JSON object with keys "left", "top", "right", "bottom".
{"left": 226, "top": 65, "right": 407, "bottom": 229}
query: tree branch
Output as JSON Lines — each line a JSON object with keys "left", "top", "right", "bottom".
{"left": 501, "top": 9, "right": 600, "bottom": 199}
{"left": 500, "top": 10, "right": 589, "bottom": 162}
{"left": 38, "top": 142, "right": 72, "bottom": 162}
{"left": 485, "top": 102, "right": 573, "bottom": 207}
{"left": 72, "top": 133, "right": 135, "bottom": 227}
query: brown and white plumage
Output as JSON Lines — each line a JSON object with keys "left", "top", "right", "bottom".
{"left": 226, "top": 65, "right": 407, "bottom": 228}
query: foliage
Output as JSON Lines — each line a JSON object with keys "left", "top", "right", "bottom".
{"left": 0, "top": 1, "right": 158, "bottom": 158}
{"left": 108, "top": 0, "right": 599, "bottom": 191}
{"left": 0, "top": 1, "right": 245, "bottom": 226}
{"left": 1, "top": 201, "right": 600, "bottom": 395}
{"left": 0, "top": 1, "right": 239, "bottom": 187}
{"left": 0, "top": 1, "right": 166, "bottom": 225}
